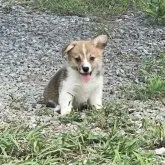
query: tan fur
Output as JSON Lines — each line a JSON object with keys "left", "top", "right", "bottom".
{"left": 63, "top": 35, "right": 108, "bottom": 73}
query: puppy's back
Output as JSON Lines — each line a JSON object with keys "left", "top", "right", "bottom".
{"left": 43, "top": 67, "right": 67, "bottom": 107}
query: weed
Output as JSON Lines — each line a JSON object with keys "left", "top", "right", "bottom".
{"left": 141, "top": 0, "right": 165, "bottom": 23}
{"left": 14, "top": 0, "right": 138, "bottom": 17}
{"left": 139, "top": 52, "right": 165, "bottom": 79}
{"left": 134, "top": 75, "right": 165, "bottom": 100}
{"left": 123, "top": 53, "right": 165, "bottom": 100}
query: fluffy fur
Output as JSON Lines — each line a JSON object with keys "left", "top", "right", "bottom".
{"left": 43, "top": 35, "right": 108, "bottom": 115}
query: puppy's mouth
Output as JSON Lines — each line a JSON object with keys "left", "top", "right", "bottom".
{"left": 80, "top": 72, "right": 92, "bottom": 83}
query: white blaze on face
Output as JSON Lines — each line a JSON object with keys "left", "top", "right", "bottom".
{"left": 82, "top": 58, "right": 91, "bottom": 73}
{"left": 79, "top": 44, "right": 92, "bottom": 83}
{"left": 80, "top": 43, "right": 91, "bottom": 74}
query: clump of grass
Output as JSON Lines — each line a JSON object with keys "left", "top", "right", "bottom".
{"left": 33, "top": 0, "right": 86, "bottom": 16}
{"left": 141, "top": 119, "right": 165, "bottom": 149}
{"left": 123, "top": 53, "right": 165, "bottom": 101}
{"left": 136, "top": 53, "right": 165, "bottom": 100}
{"left": 134, "top": 75, "right": 165, "bottom": 100}
{"left": 15, "top": 0, "right": 138, "bottom": 17}
{"left": 0, "top": 102, "right": 164, "bottom": 164}
{"left": 139, "top": 53, "right": 165, "bottom": 79}
{"left": 141, "top": 0, "right": 165, "bottom": 23}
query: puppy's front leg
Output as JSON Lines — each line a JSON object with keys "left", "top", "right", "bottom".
{"left": 59, "top": 91, "right": 74, "bottom": 116}
{"left": 89, "top": 86, "right": 103, "bottom": 110}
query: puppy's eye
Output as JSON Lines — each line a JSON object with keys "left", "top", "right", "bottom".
{"left": 90, "top": 56, "right": 95, "bottom": 61}
{"left": 75, "top": 57, "right": 81, "bottom": 62}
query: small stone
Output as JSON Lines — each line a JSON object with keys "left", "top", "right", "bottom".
{"left": 115, "top": 19, "right": 123, "bottom": 22}
{"left": 122, "top": 15, "right": 129, "bottom": 19}
{"left": 155, "top": 147, "right": 165, "bottom": 155}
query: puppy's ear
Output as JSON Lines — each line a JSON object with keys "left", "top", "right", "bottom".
{"left": 62, "top": 41, "right": 77, "bottom": 56}
{"left": 92, "top": 35, "right": 108, "bottom": 49}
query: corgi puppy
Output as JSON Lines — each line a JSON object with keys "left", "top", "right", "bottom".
{"left": 43, "top": 35, "right": 108, "bottom": 115}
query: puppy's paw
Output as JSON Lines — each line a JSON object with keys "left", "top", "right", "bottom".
{"left": 54, "top": 105, "right": 61, "bottom": 114}
{"left": 46, "top": 100, "right": 57, "bottom": 108}
{"left": 60, "top": 108, "right": 72, "bottom": 116}
{"left": 93, "top": 104, "right": 102, "bottom": 110}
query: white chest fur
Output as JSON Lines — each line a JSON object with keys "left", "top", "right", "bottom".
{"left": 73, "top": 77, "right": 102, "bottom": 104}
{"left": 59, "top": 67, "right": 103, "bottom": 111}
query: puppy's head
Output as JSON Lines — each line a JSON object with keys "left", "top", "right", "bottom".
{"left": 62, "top": 35, "right": 108, "bottom": 83}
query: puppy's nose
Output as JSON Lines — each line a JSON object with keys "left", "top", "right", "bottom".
{"left": 82, "top": 66, "right": 89, "bottom": 73}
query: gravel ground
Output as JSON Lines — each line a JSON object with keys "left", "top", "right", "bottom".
{"left": 0, "top": 4, "right": 165, "bottom": 129}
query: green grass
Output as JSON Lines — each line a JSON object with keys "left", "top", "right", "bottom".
{"left": 141, "top": 0, "right": 165, "bottom": 23}
{"left": 135, "top": 52, "right": 165, "bottom": 100}
{"left": 139, "top": 53, "right": 165, "bottom": 78}
{"left": 4, "top": 0, "right": 165, "bottom": 23}
{"left": 0, "top": 103, "right": 165, "bottom": 164}
{"left": 13, "top": 0, "right": 139, "bottom": 17}
{"left": 3, "top": 0, "right": 165, "bottom": 23}
{"left": 134, "top": 75, "right": 165, "bottom": 100}
{"left": 123, "top": 52, "right": 165, "bottom": 101}
{"left": 33, "top": 0, "right": 135, "bottom": 16}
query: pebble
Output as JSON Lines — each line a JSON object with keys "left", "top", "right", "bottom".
{"left": 155, "top": 147, "right": 165, "bottom": 155}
